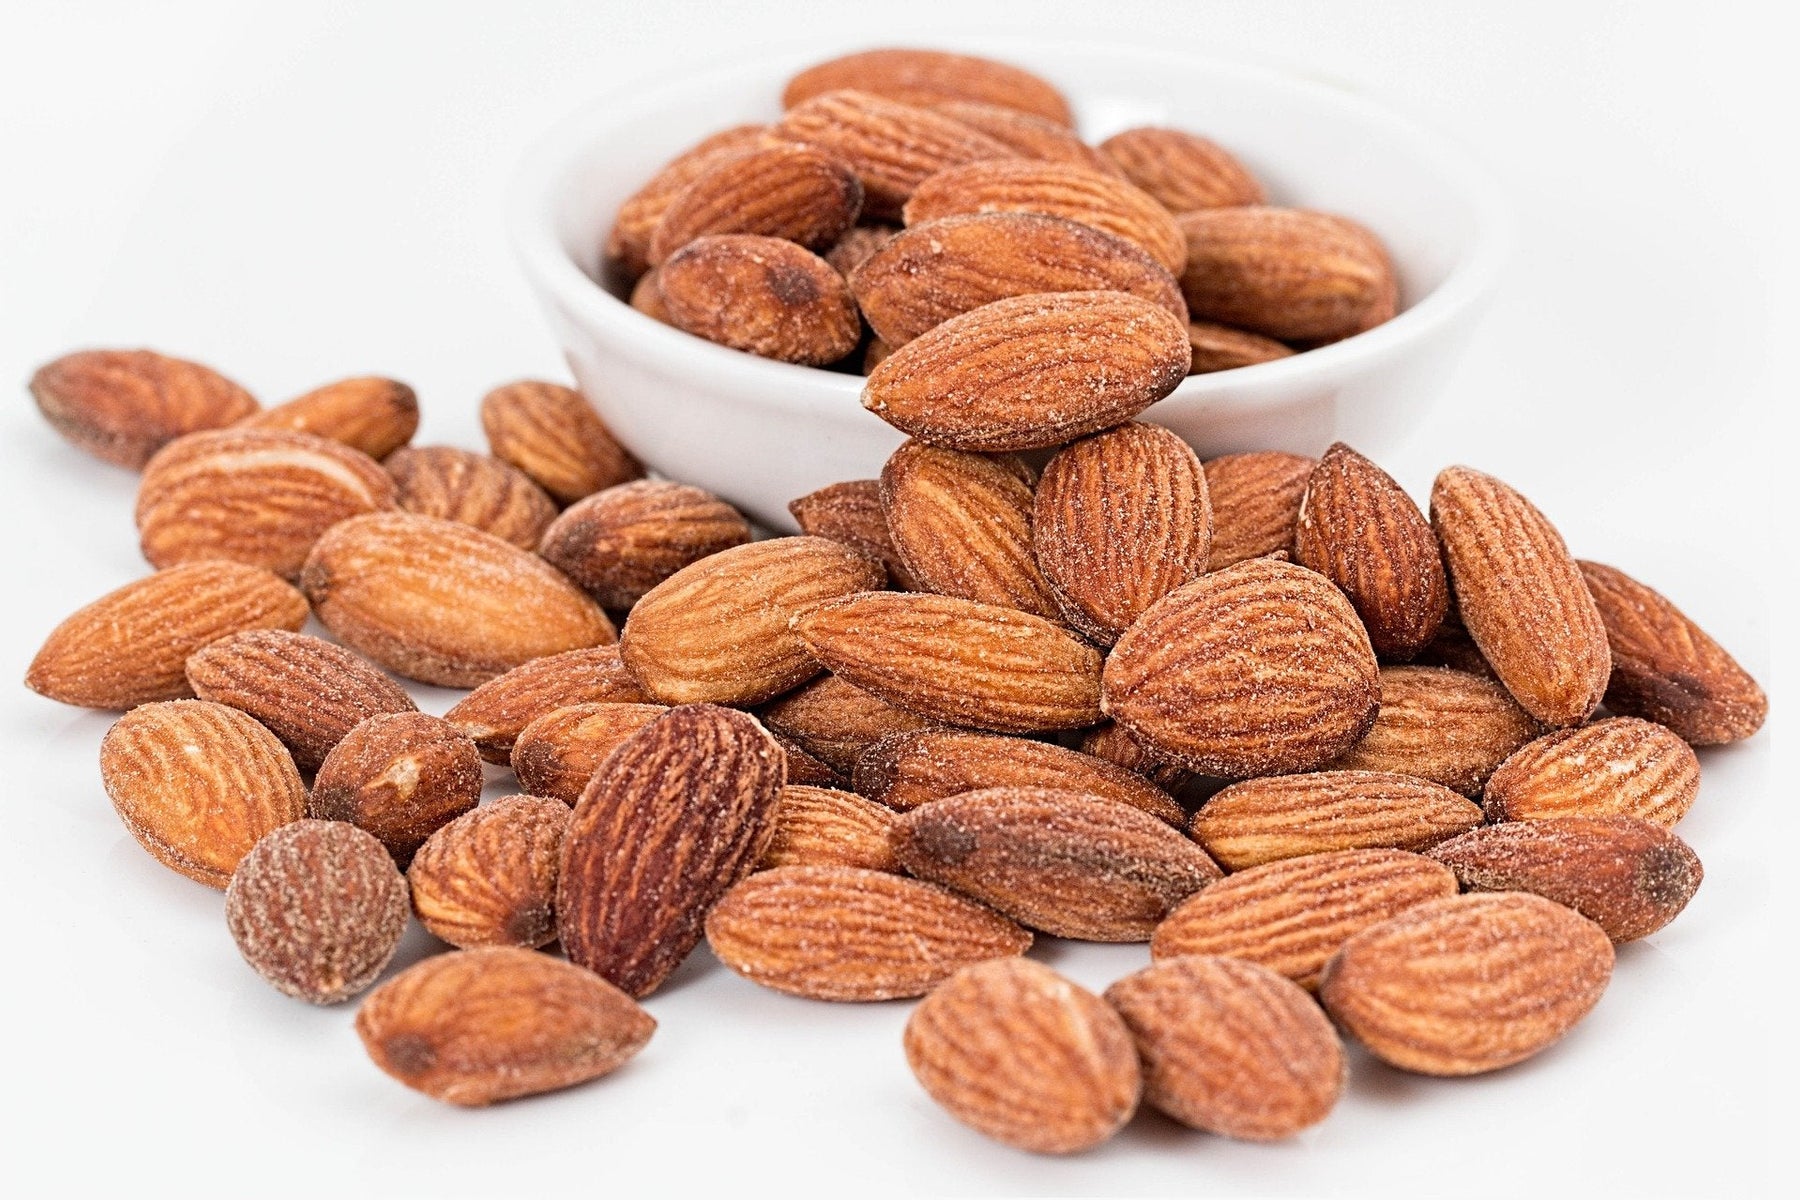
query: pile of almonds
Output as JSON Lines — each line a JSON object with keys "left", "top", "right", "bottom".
{"left": 21, "top": 46, "right": 1768, "bottom": 1156}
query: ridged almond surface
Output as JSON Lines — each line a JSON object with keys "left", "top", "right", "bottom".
{"left": 356, "top": 947, "right": 655, "bottom": 1106}
{"left": 782, "top": 50, "right": 1073, "bottom": 126}
{"left": 1098, "top": 127, "right": 1265, "bottom": 213}
{"left": 1431, "top": 466, "right": 1609, "bottom": 727}
{"left": 787, "top": 478, "right": 916, "bottom": 588}
{"left": 384, "top": 445, "right": 558, "bottom": 549}
{"left": 557, "top": 705, "right": 786, "bottom": 997}
{"left": 1150, "top": 849, "right": 1458, "bottom": 989}
{"left": 605, "top": 123, "right": 772, "bottom": 279}
{"left": 238, "top": 375, "right": 418, "bottom": 459}
{"left": 863, "top": 290, "right": 1190, "bottom": 452}
{"left": 1186, "top": 321, "right": 1294, "bottom": 374}
{"left": 407, "top": 795, "right": 570, "bottom": 949}
{"left": 768, "top": 731, "right": 846, "bottom": 789}
{"left": 1177, "top": 207, "right": 1394, "bottom": 341}
{"left": 99, "top": 699, "right": 306, "bottom": 888}
{"left": 761, "top": 784, "right": 900, "bottom": 872}
{"left": 1190, "top": 770, "right": 1482, "bottom": 871}
{"left": 538, "top": 480, "right": 752, "bottom": 610}
{"left": 480, "top": 380, "right": 642, "bottom": 505}
{"left": 1578, "top": 559, "right": 1767, "bottom": 744}
{"left": 1483, "top": 717, "right": 1700, "bottom": 826}
{"left": 660, "top": 234, "right": 862, "bottom": 365}
{"left": 895, "top": 787, "right": 1221, "bottom": 941}
{"left": 1318, "top": 892, "right": 1614, "bottom": 1076}
{"left": 1331, "top": 665, "right": 1541, "bottom": 795}
{"left": 794, "top": 591, "right": 1103, "bottom": 733}
{"left": 511, "top": 702, "right": 669, "bottom": 805}
{"left": 1102, "top": 558, "right": 1379, "bottom": 777}
{"left": 1106, "top": 956, "right": 1343, "bottom": 1139}
{"left": 1076, "top": 721, "right": 1194, "bottom": 793}
{"left": 757, "top": 673, "right": 935, "bottom": 776}
{"left": 310, "top": 713, "right": 483, "bottom": 864}
{"left": 444, "top": 645, "right": 649, "bottom": 765}
{"left": 905, "top": 958, "right": 1139, "bottom": 1154}
{"left": 1201, "top": 451, "right": 1316, "bottom": 569}
{"left": 929, "top": 101, "right": 1112, "bottom": 171}
{"left": 704, "top": 864, "right": 1031, "bottom": 1001}
{"left": 135, "top": 428, "right": 397, "bottom": 578}
{"left": 648, "top": 143, "right": 863, "bottom": 265}
{"left": 30, "top": 348, "right": 258, "bottom": 468}
{"left": 26, "top": 561, "right": 308, "bottom": 710}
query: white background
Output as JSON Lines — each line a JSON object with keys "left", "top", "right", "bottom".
{"left": 0, "top": 2, "right": 1789, "bottom": 1197}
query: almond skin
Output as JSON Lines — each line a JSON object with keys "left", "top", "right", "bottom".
{"left": 557, "top": 705, "right": 786, "bottom": 997}
{"left": 135, "top": 428, "right": 398, "bottom": 578}
{"left": 99, "top": 699, "right": 306, "bottom": 888}
{"left": 1106, "top": 955, "right": 1344, "bottom": 1140}
{"left": 704, "top": 864, "right": 1031, "bottom": 1001}
{"left": 444, "top": 645, "right": 649, "bottom": 765}
{"left": 1102, "top": 558, "right": 1380, "bottom": 777}
{"left": 1578, "top": 559, "right": 1768, "bottom": 744}
{"left": 629, "top": 268, "right": 672, "bottom": 323}
{"left": 310, "top": 713, "right": 484, "bottom": 865}
{"left": 782, "top": 50, "right": 1073, "bottom": 126}
{"left": 1331, "top": 665, "right": 1542, "bottom": 796}
{"left": 384, "top": 445, "right": 558, "bottom": 550}
{"left": 621, "top": 536, "right": 885, "bottom": 706}
{"left": 1186, "top": 321, "right": 1294, "bottom": 374}
{"left": 756, "top": 673, "right": 935, "bottom": 776}
{"left": 647, "top": 143, "right": 863, "bottom": 266}
{"left": 1202, "top": 451, "right": 1316, "bottom": 569}
{"left": 761, "top": 784, "right": 900, "bottom": 872}
{"left": 30, "top": 348, "right": 258, "bottom": 468}
{"left": 1076, "top": 721, "right": 1194, "bottom": 793}
{"left": 511, "top": 702, "right": 669, "bottom": 806}
{"left": 301, "top": 512, "right": 616, "bottom": 688}
{"left": 1150, "top": 849, "right": 1459, "bottom": 989}
{"left": 1177, "top": 207, "right": 1395, "bottom": 341}
{"left": 824, "top": 223, "right": 899, "bottom": 277}
{"left": 787, "top": 478, "right": 917, "bottom": 588}
{"left": 1483, "top": 717, "right": 1701, "bottom": 827}
{"left": 862, "top": 290, "right": 1191, "bottom": 452}
{"left": 895, "top": 787, "right": 1221, "bottom": 941}
{"left": 185, "top": 629, "right": 418, "bottom": 772}
{"left": 1098, "top": 127, "right": 1265, "bottom": 212}
{"left": 480, "top": 380, "right": 643, "bottom": 505}
{"left": 1318, "top": 892, "right": 1615, "bottom": 1076}
{"left": 659, "top": 234, "right": 862, "bottom": 365}
{"left": 794, "top": 591, "right": 1103, "bottom": 733}
{"left": 1431, "top": 466, "right": 1610, "bottom": 727}
{"left": 606, "top": 124, "right": 773, "bottom": 279}
{"left": 929, "top": 101, "right": 1114, "bottom": 171}
{"left": 238, "top": 375, "right": 418, "bottom": 459}
{"left": 26, "top": 561, "right": 308, "bottom": 710}
{"left": 1190, "top": 770, "right": 1482, "bottom": 871}
{"left": 768, "top": 731, "right": 847, "bottom": 789}
{"left": 905, "top": 958, "right": 1140, "bottom": 1154}
{"left": 1034, "top": 421, "right": 1211, "bottom": 644}
{"left": 356, "top": 946, "right": 656, "bottom": 1106}
{"left": 407, "top": 795, "right": 570, "bottom": 949}
{"left": 537, "top": 480, "right": 752, "bottom": 611}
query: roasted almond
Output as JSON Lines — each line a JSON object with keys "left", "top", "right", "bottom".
{"left": 444, "top": 645, "right": 649, "bottom": 765}
{"left": 605, "top": 123, "right": 773, "bottom": 279}
{"left": 1177, "top": 207, "right": 1394, "bottom": 342}
{"left": 1098, "top": 127, "right": 1265, "bottom": 213}
{"left": 511, "top": 701, "right": 668, "bottom": 805}
{"left": 310, "top": 713, "right": 483, "bottom": 865}
{"left": 757, "top": 673, "right": 935, "bottom": 776}
{"left": 1483, "top": 717, "right": 1700, "bottom": 826}
{"left": 1076, "top": 721, "right": 1194, "bottom": 793}
{"left": 1185, "top": 321, "right": 1294, "bottom": 374}
{"left": 782, "top": 50, "right": 1073, "bottom": 126}
{"left": 760, "top": 784, "right": 900, "bottom": 872}
{"left": 1331, "top": 664, "right": 1541, "bottom": 796}
{"left": 1201, "top": 450, "right": 1315, "bottom": 569}
{"left": 1189, "top": 770, "right": 1482, "bottom": 871}
{"left": 480, "top": 380, "right": 643, "bottom": 505}
{"left": 537, "top": 480, "right": 752, "bottom": 611}
{"left": 787, "top": 478, "right": 917, "bottom": 588}
{"left": 407, "top": 794, "right": 570, "bottom": 949}
{"left": 629, "top": 268, "right": 672, "bottom": 323}
{"left": 929, "top": 101, "right": 1113, "bottom": 171}
{"left": 647, "top": 143, "right": 863, "bottom": 266}
{"left": 30, "top": 347, "right": 258, "bottom": 468}
{"left": 824, "top": 223, "right": 899, "bottom": 277}
{"left": 769, "top": 730, "right": 847, "bottom": 788}
{"left": 383, "top": 445, "right": 558, "bottom": 549}
{"left": 659, "top": 234, "right": 862, "bottom": 365}
{"left": 238, "top": 375, "right": 418, "bottom": 459}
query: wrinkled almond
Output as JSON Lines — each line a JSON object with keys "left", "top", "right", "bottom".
{"left": 537, "top": 480, "right": 751, "bottom": 611}
{"left": 511, "top": 702, "right": 669, "bottom": 806}
{"left": 310, "top": 712, "right": 484, "bottom": 865}
{"left": 1098, "top": 127, "right": 1265, "bottom": 213}
{"left": 648, "top": 143, "right": 863, "bottom": 266}
{"left": 782, "top": 50, "right": 1072, "bottom": 126}
{"left": 659, "top": 234, "right": 862, "bottom": 365}
{"left": 1202, "top": 451, "right": 1316, "bottom": 570}
{"left": 757, "top": 673, "right": 935, "bottom": 776}
{"left": 761, "top": 784, "right": 900, "bottom": 872}
{"left": 1177, "top": 207, "right": 1394, "bottom": 342}
{"left": 1190, "top": 770, "right": 1482, "bottom": 871}
{"left": 444, "top": 645, "right": 648, "bottom": 765}
{"left": 787, "top": 478, "right": 916, "bottom": 588}
{"left": 1484, "top": 717, "right": 1701, "bottom": 826}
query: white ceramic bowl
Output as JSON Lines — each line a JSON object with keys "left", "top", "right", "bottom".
{"left": 510, "top": 42, "right": 1510, "bottom": 530}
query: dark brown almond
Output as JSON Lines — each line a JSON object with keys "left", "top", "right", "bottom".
{"left": 1076, "top": 721, "right": 1195, "bottom": 792}
{"left": 407, "top": 795, "right": 570, "bottom": 949}
{"left": 30, "top": 348, "right": 258, "bottom": 468}
{"left": 1191, "top": 770, "right": 1483, "bottom": 871}
{"left": 930, "top": 101, "right": 1114, "bottom": 171}
{"left": 824, "top": 223, "right": 900, "bottom": 277}
{"left": 1484, "top": 717, "right": 1701, "bottom": 826}
{"left": 757, "top": 673, "right": 935, "bottom": 776}
{"left": 537, "top": 480, "right": 751, "bottom": 611}
{"left": 1413, "top": 620, "right": 1498, "bottom": 678}
{"left": 511, "top": 702, "right": 669, "bottom": 806}
{"left": 659, "top": 234, "right": 862, "bottom": 365}
{"left": 787, "top": 478, "right": 917, "bottom": 588}
{"left": 1202, "top": 451, "right": 1316, "bottom": 569}
{"left": 648, "top": 143, "right": 863, "bottom": 265}
{"left": 782, "top": 50, "right": 1073, "bottom": 126}
{"left": 238, "top": 376, "right": 418, "bottom": 459}
{"left": 761, "top": 784, "right": 900, "bottom": 872}
{"left": 1098, "top": 127, "right": 1265, "bottom": 213}
{"left": 480, "top": 380, "right": 643, "bottom": 505}
{"left": 1331, "top": 665, "right": 1541, "bottom": 796}
{"left": 1177, "top": 207, "right": 1394, "bottom": 342}
{"left": 383, "top": 445, "right": 558, "bottom": 550}
{"left": 605, "top": 123, "right": 773, "bottom": 279}
{"left": 1185, "top": 321, "right": 1294, "bottom": 374}
{"left": 769, "top": 730, "right": 848, "bottom": 788}
{"left": 310, "top": 713, "right": 483, "bottom": 865}
{"left": 444, "top": 645, "right": 647, "bottom": 765}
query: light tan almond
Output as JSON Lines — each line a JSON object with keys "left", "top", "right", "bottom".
{"left": 605, "top": 123, "right": 773, "bottom": 279}
{"left": 238, "top": 376, "right": 418, "bottom": 459}
{"left": 383, "top": 445, "right": 557, "bottom": 549}
{"left": 1331, "top": 664, "right": 1541, "bottom": 796}
{"left": 1191, "top": 770, "right": 1481, "bottom": 870}
{"left": 1177, "top": 207, "right": 1394, "bottom": 341}
{"left": 648, "top": 143, "right": 863, "bottom": 266}
{"left": 407, "top": 795, "right": 570, "bottom": 949}
{"left": 30, "top": 348, "right": 258, "bottom": 468}
{"left": 480, "top": 380, "right": 643, "bottom": 505}
{"left": 537, "top": 480, "right": 752, "bottom": 611}
{"left": 760, "top": 784, "right": 900, "bottom": 872}
{"left": 1098, "top": 127, "right": 1265, "bottom": 213}
{"left": 1202, "top": 451, "right": 1316, "bottom": 569}
{"left": 511, "top": 702, "right": 669, "bottom": 806}
{"left": 1185, "top": 321, "right": 1294, "bottom": 374}
{"left": 782, "top": 50, "right": 1073, "bottom": 126}
{"left": 787, "top": 478, "right": 917, "bottom": 588}
{"left": 444, "top": 645, "right": 649, "bottom": 765}
{"left": 757, "top": 673, "right": 935, "bottom": 776}
{"left": 1483, "top": 717, "right": 1701, "bottom": 826}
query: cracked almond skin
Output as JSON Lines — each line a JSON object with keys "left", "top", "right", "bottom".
{"left": 30, "top": 348, "right": 258, "bottom": 468}
{"left": 660, "top": 234, "right": 862, "bottom": 365}
{"left": 1201, "top": 451, "right": 1316, "bottom": 569}
{"left": 1318, "top": 892, "right": 1615, "bottom": 1076}
{"left": 302, "top": 512, "right": 615, "bottom": 688}
{"left": 225, "top": 819, "right": 409, "bottom": 1004}
{"left": 606, "top": 124, "right": 773, "bottom": 280}
{"left": 1431, "top": 466, "right": 1610, "bottom": 727}
{"left": 99, "top": 699, "right": 306, "bottom": 888}
{"left": 1150, "top": 849, "right": 1458, "bottom": 989}
{"left": 310, "top": 712, "right": 483, "bottom": 865}
{"left": 905, "top": 958, "right": 1139, "bottom": 1154}
{"left": 782, "top": 50, "right": 1073, "bottom": 127}
{"left": 704, "top": 864, "right": 1031, "bottom": 1000}
{"left": 557, "top": 705, "right": 786, "bottom": 997}
{"left": 26, "top": 561, "right": 308, "bottom": 710}
{"left": 1331, "top": 665, "right": 1541, "bottom": 796}
{"left": 1483, "top": 717, "right": 1701, "bottom": 827}
{"left": 1177, "top": 207, "right": 1395, "bottom": 342}
{"left": 538, "top": 480, "right": 751, "bottom": 611}
{"left": 851, "top": 212, "right": 1186, "bottom": 347}
{"left": 480, "top": 380, "right": 643, "bottom": 505}
{"left": 135, "top": 428, "right": 398, "bottom": 578}
{"left": 1107, "top": 955, "right": 1344, "bottom": 1140}
{"left": 929, "top": 101, "right": 1113, "bottom": 171}
{"left": 185, "top": 629, "right": 418, "bottom": 772}
{"left": 895, "top": 787, "right": 1221, "bottom": 941}
{"left": 794, "top": 591, "right": 1103, "bottom": 733}
{"left": 760, "top": 785, "right": 900, "bottom": 872}
{"left": 1098, "top": 127, "right": 1265, "bottom": 213}
{"left": 444, "top": 645, "right": 648, "bottom": 765}
{"left": 621, "top": 536, "right": 884, "bottom": 706}
{"left": 407, "top": 795, "right": 570, "bottom": 949}
{"left": 1102, "top": 558, "right": 1379, "bottom": 777}
{"left": 384, "top": 445, "right": 558, "bottom": 550}
{"left": 1186, "top": 321, "right": 1294, "bottom": 374}
{"left": 356, "top": 946, "right": 656, "bottom": 1107}
{"left": 1034, "top": 422, "right": 1211, "bottom": 644}
{"left": 647, "top": 143, "right": 863, "bottom": 266}
{"left": 1578, "top": 559, "right": 1767, "bottom": 744}
{"left": 863, "top": 291, "right": 1190, "bottom": 452}
{"left": 757, "top": 673, "right": 934, "bottom": 776}
{"left": 238, "top": 375, "right": 418, "bottom": 459}
{"left": 855, "top": 728, "right": 1183, "bottom": 825}
{"left": 511, "top": 702, "right": 668, "bottom": 805}
{"left": 1294, "top": 442, "right": 1448, "bottom": 659}
{"left": 787, "top": 479, "right": 917, "bottom": 588}
{"left": 1190, "top": 770, "right": 1482, "bottom": 871}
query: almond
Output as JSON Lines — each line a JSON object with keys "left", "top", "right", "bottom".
{"left": 787, "top": 478, "right": 917, "bottom": 588}
{"left": 30, "top": 348, "right": 258, "bottom": 468}
{"left": 823, "top": 223, "right": 899, "bottom": 277}
{"left": 537, "top": 480, "right": 752, "bottom": 611}
{"left": 929, "top": 101, "right": 1114, "bottom": 171}
{"left": 1185, "top": 321, "right": 1294, "bottom": 374}
{"left": 225, "top": 819, "right": 409, "bottom": 1003}
{"left": 1106, "top": 956, "right": 1343, "bottom": 1139}
{"left": 905, "top": 958, "right": 1139, "bottom": 1154}
{"left": 99, "top": 699, "right": 306, "bottom": 888}
{"left": 557, "top": 704, "right": 785, "bottom": 997}
{"left": 444, "top": 645, "right": 649, "bottom": 765}
{"left": 761, "top": 784, "right": 900, "bottom": 872}
{"left": 1483, "top": 717, "right": 1700, "bottom": 826}
{"left": 1318, "top": 892, "right": 1614, "bottom": 1076}
{"left": 1431, "top": 466, "right": 1610, "bottom": 727}
{"left": 1176, "top": 207, "right": 1395, "bottom": 341}
{"left": 862, "top": 291, "right": 1190, "bottom": 452}
{"left": 794, "top": 591, "right": 1103, "bottom": 733}
{"left": 659, "top": 234, "right": 862, "bottom": 365}
{"left": 1202, "top": 451, "right": 1316, "bottom": 569}
{"left": 301, "top": 512, "right": 615, "bottom": 687}
{"left": 605, "top": 123, "right": 773, "bottom": 279}
{"left": 629, "top": 268, "right": 672, "bottom": 322}
{"left": 1331, "top": 664, "right": 1541, "bottom": 795}
{"left": 310, "top": 713, "right": 483, "bottom": 865}
{"left": 769, "top": 730, "right": 847, "bottom": 788}
{"left": 1413, "top": 620, "right": 1498, "bottom": 678}
{"left": 25, "top": 561, "right": 308, "bottom": 710}
{"left": 237, "top": 375, "right": 418, "bottom": 459}
{"left": 1075, "top": 721, "right": 1194, "bottom": 793}
{"left": 383, "top": 445, "right": 558, "bottom": 549}
{"left": 511, "top": 701, "right": 668, "bottom": 805}
{"left": 1578, "top": 559, "right": 1768, "bottom": 744}
{"left": 704, "top": 864, "right": 1031, "bottom": 1001}
{"left": 756, "top": 673, "right": 935, "bottom": 776}
{"left": 407, "top": 794, "right": 570, "bottom": 949}
{"left": 647, "top": 143, "right": 863, "bottom": 266}
{"left": 1102, "top": 558, "right": 1379, "bottom": 776}
{"left": 480, "top": 380, "right": 643, "bottom": 505}
{"left": 1098, "top": 127, "right": 1265, "bottom": 213}
{"left": 185, "top": 629, "right": 418, "bottom": 772}
{"left": 356, "top": 946, "right": 655, "bottom": 1106}
{"left": 135, "top": 428, "right": 397, "bottom": 578}
{"left": 782, "top": 50, "right": 1073, "bottom": 126}
{"left": 1150, "top": 849, "right": 1458, "bottom": 989}
{"left": 1189, "top": 770, "right": 1482, "bottom": 870}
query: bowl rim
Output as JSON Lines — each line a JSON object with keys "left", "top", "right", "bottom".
{"left": 508, "top": 39, "right": 1515, "bottom": 406}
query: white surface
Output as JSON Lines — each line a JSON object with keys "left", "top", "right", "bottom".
{"left": 0, "top": 3, "right": 1787, "bottom": 1198}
